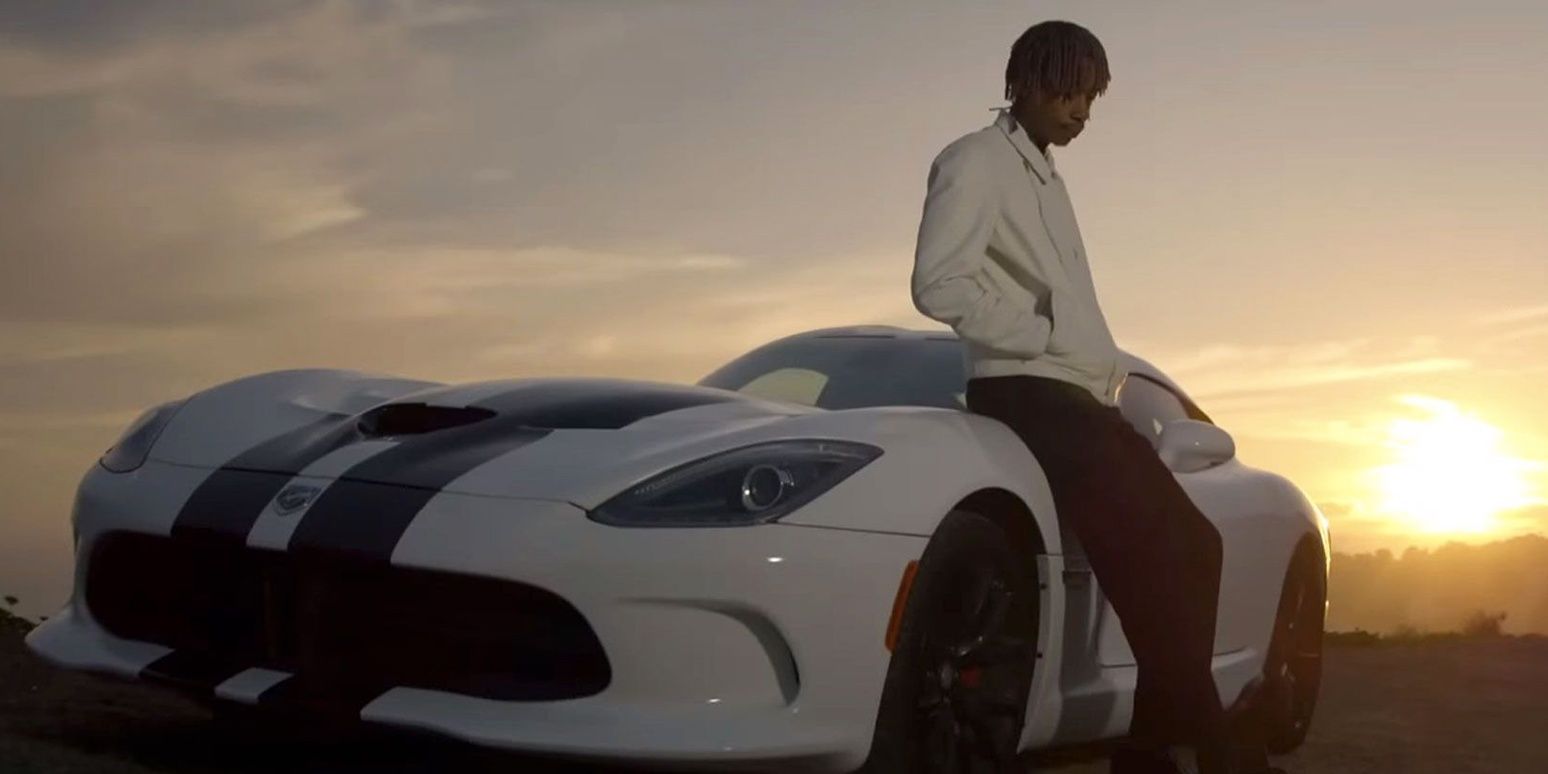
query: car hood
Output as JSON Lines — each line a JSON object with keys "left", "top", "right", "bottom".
{"left": 149, "top": 372, "right": 821, "bottom": 507}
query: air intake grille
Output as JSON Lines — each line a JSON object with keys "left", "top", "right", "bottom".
{"left": 86, "top": 531, "right": 611, "bottom": 702}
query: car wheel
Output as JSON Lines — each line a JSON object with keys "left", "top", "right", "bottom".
{"left": 1261, "top": 544, "right": 1325, "bottom": 754}
{"left": 858, "top": 510, "right": 1040, "bottom": 774}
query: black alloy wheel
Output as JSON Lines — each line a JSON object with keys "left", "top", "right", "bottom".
{"left": 1262, "top": 545, "right": 1325, "bottom": 753}
{"left": 859, "top": 511, "right": 1040, "bottom": 774}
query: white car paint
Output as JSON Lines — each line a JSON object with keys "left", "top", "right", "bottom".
{"left": 27, "top": 325, "right": 1329, "bottom": 772}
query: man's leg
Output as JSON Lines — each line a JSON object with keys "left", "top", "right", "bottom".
{"left": 964, "top": 377, "right": 1228, "bottom": 766}
{"left": 1077, "top": 405, "right": 1228, "bottom": 752}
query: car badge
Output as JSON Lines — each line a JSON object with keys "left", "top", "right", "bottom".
{"left": 274, "top": 484, "right": 323, "bottom": 516}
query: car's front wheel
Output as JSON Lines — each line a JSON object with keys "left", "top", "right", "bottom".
{"left": 858, "top": 510, "right": 1041, "bottom": 774}
{"left": 1261, "top": 543, "right": 1326, "bottom": 753}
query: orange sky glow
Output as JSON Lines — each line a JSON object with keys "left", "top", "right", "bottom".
{"left": 0, "top": 1, "right": 1545, "bottom": 619}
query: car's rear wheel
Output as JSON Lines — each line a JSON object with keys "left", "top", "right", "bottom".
{"left": 1261, "top": 544, "right": 1325, "bottom": 754}
{"left": 858, "top": 510, "right": 1040, "bottom": 774}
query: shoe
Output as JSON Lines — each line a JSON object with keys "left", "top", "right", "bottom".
{"left": 1114, "top": 740, "right": 1288, "bottom": 774}
{"left": 1197, "top": 745, "right": 1288, "bottom": 774}
{"left": 1110, "top": 745, "right": 1189, "bottom": 774}
{"left": 1222, "top": 677, "right": 1290, "bottom": 774}
{"left": 1201, "top": 738, "right": 1290, "bottom": 773}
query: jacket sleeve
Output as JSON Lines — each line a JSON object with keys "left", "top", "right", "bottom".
{"left": 910, "top": 141, "right": 1052, "bottom": 360}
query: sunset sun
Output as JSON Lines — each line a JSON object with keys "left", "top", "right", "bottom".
{"left": 1371, "top": 395, "right": 1539, "bottom": 535}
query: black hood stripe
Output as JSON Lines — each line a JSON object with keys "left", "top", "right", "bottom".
{"left": 169, "top": 415, "right": 360, "bottom": 546}
{"left": 282, "top": 380, "right": 736, "bottom": 563}
{"left": 284, "top": 423, "right": 553, "bottom": 562}
{"left": 172, "top": 379, "right": 740, "bottom": 557}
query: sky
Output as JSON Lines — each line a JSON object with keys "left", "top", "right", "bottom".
{"left": 1, "top": 0, "right": 1545, "bottom": 620}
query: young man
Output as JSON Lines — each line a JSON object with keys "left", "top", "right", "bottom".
{"left": 910, "top": 20, "right": 1283, "bottom": 774}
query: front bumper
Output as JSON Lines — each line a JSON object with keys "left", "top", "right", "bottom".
{"left": 27, "top": 460, "right": 929, "bottom": 772}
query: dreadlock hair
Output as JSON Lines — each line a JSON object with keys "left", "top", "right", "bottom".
{"left": 1004, "top": 20, "right": 1111, "bottom": 105}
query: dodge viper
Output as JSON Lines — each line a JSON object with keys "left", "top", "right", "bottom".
{"left": 27, "top": 324, "right": 1329, "bottom": 773}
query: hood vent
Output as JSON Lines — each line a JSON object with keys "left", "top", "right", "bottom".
{"left": 355, "top": 402, "right": 496, "bottom": 438}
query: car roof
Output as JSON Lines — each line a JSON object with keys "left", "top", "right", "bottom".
{"left": 771, "top": 325, "right": 1191, "bottom": 400}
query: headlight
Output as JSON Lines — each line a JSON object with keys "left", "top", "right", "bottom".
{"left": 588, "top": 439, "right": 883, "bottom": 527}
{"left": 99, "top": 399, "right": 187, "bottom": 473}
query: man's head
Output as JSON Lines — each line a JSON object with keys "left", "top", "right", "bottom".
{"left": 1004, "top": 20, "right": 1111, "bottom": 151}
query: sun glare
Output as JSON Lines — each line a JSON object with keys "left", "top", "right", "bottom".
{"left": 1370, "top": 395, "right": 1539, "bottom": 535}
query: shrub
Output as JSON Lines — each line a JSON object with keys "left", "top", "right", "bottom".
{"left": 1460, "top": 610, "right": 1507, "bottom": 638}
{"left": 1325, "top": 629, "right": 1383, "bottom": 647}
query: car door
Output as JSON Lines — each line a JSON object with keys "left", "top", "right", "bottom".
{"left": 1091, "top": 373, "right": 1260, "bottom": 665}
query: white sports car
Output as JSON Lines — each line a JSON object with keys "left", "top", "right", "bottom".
{"left": 27, "top": 325, "right": 1329, "bottom": 773}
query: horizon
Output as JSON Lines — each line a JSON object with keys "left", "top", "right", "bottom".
{"left": 1, "top": 1, "right": 1545, "bottom": 620}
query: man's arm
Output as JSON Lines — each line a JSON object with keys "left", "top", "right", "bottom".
{"left": 910, "top": 141, "right": 1051, "bottom": 360}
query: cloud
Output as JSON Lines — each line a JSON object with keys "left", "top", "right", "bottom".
{"left": 447, "top": 249, "right": 909, "bottom": 381}
{"left": 0, "top": 2, "right": 316, "bottom": 55}
{"left": 1468, "top": 304, "right": 1548, "bottom": 349}
{"left": 1239, "top": 417, "right": 1390, "bottom": 446}
{"left": 1, "top": 0, "right": 1544, "bottom": 600}
{"left": 0, "top": 0, "right": 929, "bottom": 340}
{"left": 0, "top": 1, "right": 443, "bottom": 330}
{"left": 0, "top": 2, "right": 424, "bottom": 106}
{"left": 1148, "top": 337, "right": 1471, "bottom": 404}
{"left": 1161, "top": 338, "right": 1374, "bottom": 374}
{"left": 1472, "top": 304, "right": 1548, "bottom": 326}
{"left": 1498, "top": 504, "right": 1548, "bottom": 534}
{"left": 1482, "top": 323, "right": 1548, "bottom": 345}
{"left": 1214, "top": 390, "right": 1548, "bottom": 455}
{"left": 0, "top": 322, "right": 223, "bottom": 365}
{"left": 0, "top": 410, "right": 142, "bottom": 432}
{"left": 255, "top": 244, "right": 754, "bottom": 326}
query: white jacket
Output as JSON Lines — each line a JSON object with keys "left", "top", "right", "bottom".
{"left": 911, "top": 108, "right": 1126, "bottom": 407}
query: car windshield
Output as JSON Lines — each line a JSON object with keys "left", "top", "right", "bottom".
{"left": 696, "top": 335, "right": 967, "bottom": 410}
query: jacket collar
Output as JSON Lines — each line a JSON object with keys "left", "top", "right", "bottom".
{"left": 992, "top": 107, "right": 1058, "bottom": 185}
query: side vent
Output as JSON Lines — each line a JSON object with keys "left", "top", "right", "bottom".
{"left": 356, "top": 402, "right": 496, "bottom": 437}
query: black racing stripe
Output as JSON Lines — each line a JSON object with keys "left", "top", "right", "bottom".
{"left": 467, "top": 379, "right": 742, "bottom": 428}
{"left": 284, "top": 478, "right": 444, "bottom": 563}
{"left": 256, "top": 674, "right": 390, "bottom": 719}
{"left": 285, "top": 422, "right": 553, "bottom": 562}
{"left": 178, "top": 379, "right": 734, "bottom": 560}
{"left": 329, "top": 419, "right": 554, "bottom": 491}
{"left": 219, "top": 413, "right": 365, "bottom": 474}
{"left": 140, "top": 649, "right": 247, "bottom": 696}
{"left": 169, "top": 414, "right": 362, "bottom": 546}
{"left": 283, "top": 380, "right": 732, "bottom": 562}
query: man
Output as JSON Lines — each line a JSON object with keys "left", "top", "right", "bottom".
{"left": 910, "top": 20, "right": 1283, "bottom": 774}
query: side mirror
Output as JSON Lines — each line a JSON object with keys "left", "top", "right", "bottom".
{"left": 1157, "top": 419, "right": 1235, "bottom": 473}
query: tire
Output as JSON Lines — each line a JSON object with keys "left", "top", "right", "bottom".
{"left": 1261, "top": 544, "right": 1325, "bottom": 754}
{"left": 857, "top": 510, "right": 1041, "bottom": 774}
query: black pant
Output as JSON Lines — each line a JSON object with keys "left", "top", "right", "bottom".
{"left": 964, "top": 374, "right": 1227, "bottom": 751}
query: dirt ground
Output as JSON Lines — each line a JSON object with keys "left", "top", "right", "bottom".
{"left": 4, "top": 612, "right": 1547, "bottom": 773}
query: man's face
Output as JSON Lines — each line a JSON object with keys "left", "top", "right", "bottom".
{"left": 1014, "top": 79, "right": 1100, "bottom": 148}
